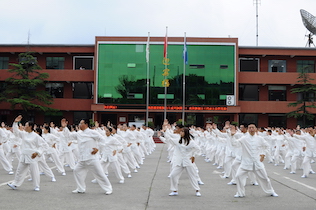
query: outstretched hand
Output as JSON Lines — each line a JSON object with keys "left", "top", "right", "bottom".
{"left": 15, "top": 115, "right": 22, "bottom": 123}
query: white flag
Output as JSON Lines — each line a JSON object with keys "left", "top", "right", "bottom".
{"left": 146, "top": 32, "right": 150, "bottom": 63}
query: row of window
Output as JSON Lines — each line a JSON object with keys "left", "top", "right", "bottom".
{"left": 239, "top": 85, "right": 314, "bottom": 101}
{"left": 0, "top": 57, "right": 94, "bottom": 70}
{"left": 240, "top": 59, "right": 314, "bottom": 72}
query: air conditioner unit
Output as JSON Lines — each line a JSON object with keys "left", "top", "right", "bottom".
{"left": 226, "top": 95, "right": 235, "bottom": 106}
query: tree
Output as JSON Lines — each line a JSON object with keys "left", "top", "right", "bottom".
{"left": 0, "top": 52, "right": 56, "bottom": 114}
{"left": 287, "top": 71, "right": 316, "bottom": 127}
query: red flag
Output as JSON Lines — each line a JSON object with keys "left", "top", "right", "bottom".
{"left": 163, "top": 28, "right": 168, "bottom": 58}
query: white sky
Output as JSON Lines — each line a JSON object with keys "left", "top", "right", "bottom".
{"left": 1, "top": 0, "right": 316, "bottom": 47}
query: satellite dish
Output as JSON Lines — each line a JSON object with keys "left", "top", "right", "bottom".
{"left": 300, "top": 9, "right": 316, "bottom": 47}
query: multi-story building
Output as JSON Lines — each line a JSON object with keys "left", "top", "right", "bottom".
{"left": 0, "top": 36, "right": 316, "bottom": 128}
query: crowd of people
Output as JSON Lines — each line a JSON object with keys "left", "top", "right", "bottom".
{"left": 1, "top": 115, "right": 315, "bottom": 198}
{"left": 1, "top": 115, "right": 156, "bottom": 194}
{"left": 158, "top": 120, "right": 315, "bottom": 198}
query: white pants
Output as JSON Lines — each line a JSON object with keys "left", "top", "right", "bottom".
{"left": 170, "top": 165, "right": 200, "bottom": 192}
{"left": 13, "top": 161, "right": 40, "bottom": 189}
{"left": 223, "top": 155, "right": 235, "bottom": 177}
{"left": 235, "top": 167, "right": 274, "bottom": 197}
{"left": 117, "top": 153, "right": 131, "bottom": 174}
{"left": 59, "top": 151, "right": 76, "bottom": 170}
{"left": 46, "top": 150, "right": 65, "bottom": 173}
{"left": 74, "top": 159, "right": 112, "bottom": 193}
{"left": 38, "top": 155, "right": 55, "bottom": 178}
{"left": 302, "top": 156, "right": 316, "bottom": 177}
{"left": 100, "top": 160, "right": 124, "bottom": 181}
{"left": 0, "top": 149, "right": 13, "bottom": 172}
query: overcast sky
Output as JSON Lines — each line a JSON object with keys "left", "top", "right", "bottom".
{"left": 1, "top": 0, "right": 316, "bottom": 47}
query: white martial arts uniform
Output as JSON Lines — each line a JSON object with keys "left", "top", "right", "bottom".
{"left": 168, "top": 137, "right": 201, "bottom": 192}
{"left": 10, "top": 122, "right": 46, "bottom": 190}
{"left": 231, "top": 132, "right": 277, "bottom": 197}
{"left": 63, "top": 127, "right": 112, "bottom": 194}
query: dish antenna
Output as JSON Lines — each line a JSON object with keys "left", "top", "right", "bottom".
{"left": 300, "top": 9, "right": 316, "bottom": 47}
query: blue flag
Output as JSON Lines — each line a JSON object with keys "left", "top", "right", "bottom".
{"left": 183, "top": 36, "right": 188, "bottom": 65}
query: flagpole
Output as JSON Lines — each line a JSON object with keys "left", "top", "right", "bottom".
{"left": 182, "top": 32, "right": 186, "bottom": 126}
{"left": 164, "top": 26, "right": 168, "bottom": 121}
{"left": 146, "top": 32, "right": 150, "bottom": 126}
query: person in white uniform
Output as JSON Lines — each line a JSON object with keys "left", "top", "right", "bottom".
{"left": 0, "top": 126, "right": 14, "bottom": 175}
{"left": 230, "top": 123, "right": 278, "bottom": 198}
{"left": 7, "top": 115, "right": 47, "bottom": 191}
{"left": 61, "top": 118, "right": 113, "bottom": 195}
{"left": 167, "top": 127, "right": 202, "bottom": 197}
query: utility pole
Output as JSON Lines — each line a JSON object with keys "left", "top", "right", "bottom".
{"left": 253, "top": 0, "right": 261, "bottom": 46}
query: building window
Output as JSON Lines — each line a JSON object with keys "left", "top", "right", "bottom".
{"left": 46, "top": 57, "right": 65, "bottom": 69}
{"left": 297, "top": 92, "right": 315, "bottom": 102}
{"left": 239, "top": 85, "right": 259, "bottom": 101}
{"left": 45, "top": 83, "right": 64, "bottom": 98}
{"left": 268, "top": 114, "right": 287, "bottom": 128}
{"left": 239, "top": 58, "right": 259, "bottom": 72}
{"left": 297, "top": 60, "right": 315, "bottom": 73}
{"left": 74, "top": 56, "right": 93, "bottom": 70}
{"left": 0, "top": 57, "right": 9, "bottom": 69}
{"left": 268, "top": 60, "right": 286, "bottom": 72}
{"left": 239, "top": 114, "right": 258, "bottom": 126}
{"left": 268, "top": 86, "right": 286, "bottom": 101}
{"left": 72, "top": 82, "right": 93, "bottom": 99}
{"left": 74, "top": 112, "right": 92, "bottom": 124}
{"left": 189, "top": 65, "right": 205, "bottom": 69}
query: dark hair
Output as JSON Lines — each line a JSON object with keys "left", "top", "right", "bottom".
{"left": 27, "top": 121, "right": 35, "bottom": 130}
{"left": 248, "top": 123, "right": 257, "bottom": 128}
{"left": 179, "top": 127, "right": 194, "bottom": 146}
{"left": 81, "top": 119, "right": 89, "bottom": 126}
{"left": 107, "top": 127, "right": 113, "bottom": 132}
{"left": 35, "top": 127, "right": 42, "bottom": 136}
{"left": 44, "top": 125, "right": 50, "bottom": 133}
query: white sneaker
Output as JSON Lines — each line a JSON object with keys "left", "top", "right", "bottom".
{"left": 8, "top": 171, "right": 14, "bottom": 175}
{"left": 40, "top": 172, "right": 45, "bottom": 175}
{"left": 51, "top": 177, "right": 56, "bottom": 182}
{"left": 61, "top": 172, "right": 66, "bottom": 176}
{"left": 271, "top": 192, "right": 278, "bottom": 197}
{"left": 7, "top": 183, "right": 17, "bottom": 190}
{"left": 28, "top": 178, "right": 33, "bottom": 181}
{"left": 72, "top": 189, "right": 85, "bottom": 194}
{"left": 34, "top": 187, "right": 40, "bottom": 191}
{"left": 301, "top": 175, "right": 307, "bottom": 178}
{"left": 310, "top": 170, "right": 316, "bottom": 174}
{"left": 227, "top": 182, "right": 236, "bottom": 185}
{"left": 198, "top": 181, "right": 204, "bottom": 185}
{"left": 169, "top": 192, "right": 178, "bottom": 196}
{"left": 119, "top": 179, "right": 124, "bottom": 184}
{"left": 105, "top": 191, "right": 112, "bottom": 195}
{"left": 127, "top": 174, "right": 132, "bottom": 178}
{"left": 289, "top": 171, "right": 296, "bottom": 174}
{"left": 91, "top": 179, "right": 97, "bottom": 184}
{"left": 136, "top": 166, "right": 140, "bottom": 169}
{"left": 234, "top": 194, "right": 244, "bottom": 198}
{"left": 216, "top": 166, "right": 222, "bottom": 169}
{"left": 196, "top": 191, "right": 202, "bottom": 197}
{"left": 134, "top": 169, "right": 138, "bottom": 173}
{"left": 252, "top": 182, "right": 259, "bottom": 186}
